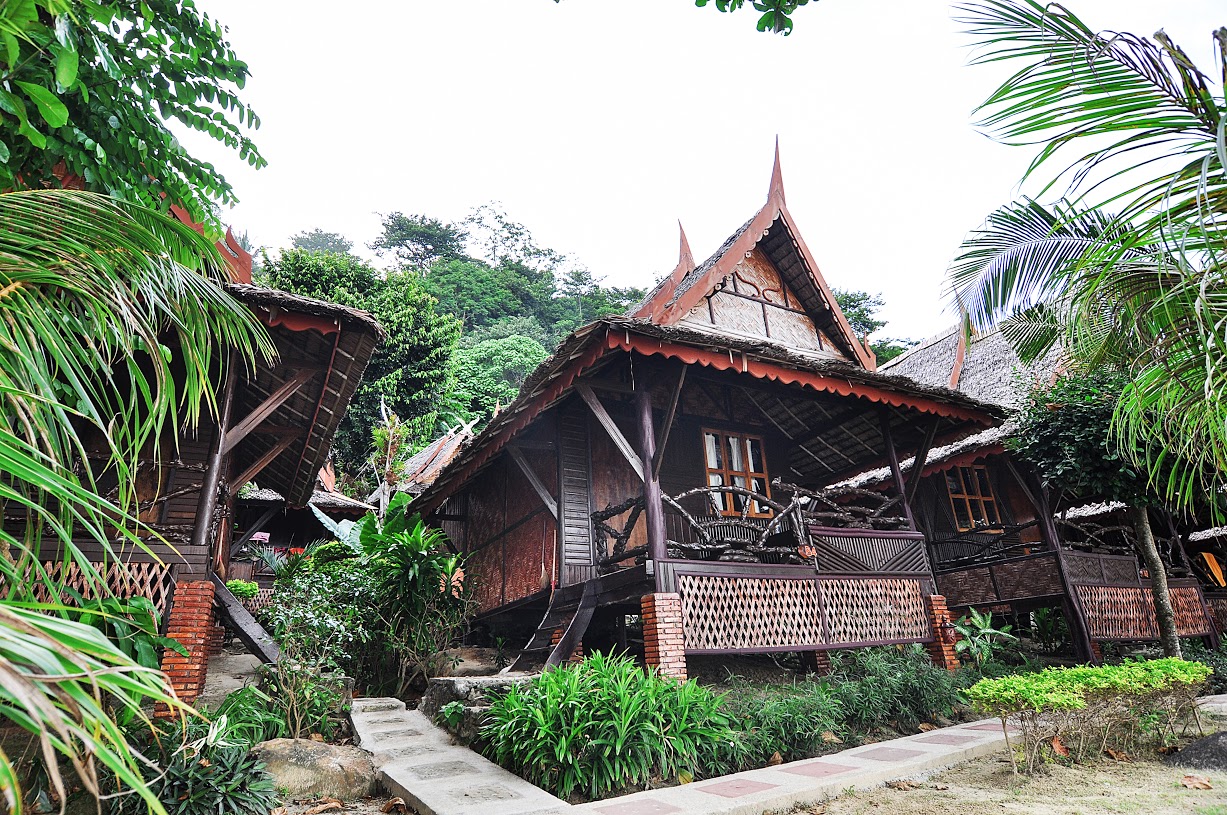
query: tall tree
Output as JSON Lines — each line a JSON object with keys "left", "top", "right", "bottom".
{"left": 1009, "top": 371, "right": 1183, "bottom": 658}
{"left": 370, "top": 212, "right": 468, "bottom": 272}
{"left": 831, "top": 288, "right": 916, "bottom": 364}
{"left": 447, "top": 335, "right": 550, "bottom": 425}
{"left": 291, "top": 228, "right": 354, "bottom": 255}
{"left": 261, "top": 249, "right": 461, "bottom": 474}
{"left": 0, "top": 0, "right": 263, "bottom": 228}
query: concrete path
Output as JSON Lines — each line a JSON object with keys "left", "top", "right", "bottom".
{"left": 351, "top": 697, "right": 1015, "bottom": 815}
{"left": 350, "top": 698, "right": 570, "bottom": 815}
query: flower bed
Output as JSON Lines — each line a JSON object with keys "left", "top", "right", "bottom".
{"left": 967, "top": 658, "right": 1211, "bottom": 773}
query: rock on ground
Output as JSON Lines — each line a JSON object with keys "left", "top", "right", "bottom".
{"left": 252, "top": 738, "right": 378, "bottom": 800}
{"left": 1164, "top": 731, "right": 1227, "bottom": 772}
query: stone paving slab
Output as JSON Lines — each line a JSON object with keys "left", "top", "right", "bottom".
{"left": 350, "top": 701, "right": 569, "bottom": 815}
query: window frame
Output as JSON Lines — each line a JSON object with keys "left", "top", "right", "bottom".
{"left": 944, "top": 464, "right": 1001, "bottom": 532}
{"left": 701, "top": 428, "right": 772, "bottom": 518}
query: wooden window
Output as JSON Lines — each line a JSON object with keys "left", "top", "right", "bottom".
{"left": 945, "top": 465, "right": 1001, "bottom": 532}
{"left": 702, "top": 429, "right": 771, "bottom": 517}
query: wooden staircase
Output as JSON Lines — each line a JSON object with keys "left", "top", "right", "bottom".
{"left": 505, "top": 580, "right": 596, "bottom": 673}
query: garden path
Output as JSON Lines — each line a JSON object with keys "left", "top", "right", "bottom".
{"left": 350, "top": 697, "right": 1016, "bottom": 815}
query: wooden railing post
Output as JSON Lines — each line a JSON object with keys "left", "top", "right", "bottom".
{"left": 636, "top": 389, "right": 668, "bottom": 576}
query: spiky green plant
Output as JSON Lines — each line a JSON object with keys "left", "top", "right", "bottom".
{"left": 0, "top": 189, "right": 272, "bottom": 813}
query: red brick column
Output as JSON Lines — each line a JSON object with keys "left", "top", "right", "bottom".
{"left": 206, "top": 622, "right": 226, "bottom": 656}
{"left": 158, "top": 580, "right": 217, "bottom": 712}
{"left": 924, "top": 595, "right": 961, "bottom": 672}
{"left": 1088, "top": 640, "right": 1104, "bottom": 664}
{"left": 641, "top": 593, "right": 686, "bottom": 680}
{"left": 800, "top": 649, "right": 832, "bottom": 676}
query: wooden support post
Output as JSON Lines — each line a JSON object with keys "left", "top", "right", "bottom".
{"left": 507, "top": 444, "right": 559, "bottom": 520}
{"left": 652, "top": 364, "right": 686, "bottom": 479}
{"left": 636, "top": 389, "right": 668, "bottom": 570}
{"left": 1003, "top": 455, "right": 1096, "bottom": 664}
{"left": 905, "top": 418, "right": 940, "bottom": 505}
{"left": 220, "top": 368, "right": 316, "bottom": 455}
{"left": 878, "top": 413, "right": 916, "bottom": 531}
{"left": 189, "top": 353, "right": 239, "bottom": 560}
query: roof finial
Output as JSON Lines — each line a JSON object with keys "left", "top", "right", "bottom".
{"left": 768, "top": 136, "right": 785, "bottom": 204}
{"left": 677, "top": 220, "right": 695, "bottom": 273}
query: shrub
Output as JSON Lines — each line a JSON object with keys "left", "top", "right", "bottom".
{"left": 829, "top": 645, "right": 966, "bottom": 733}
{"left": 720, "top": 678, "right": 842, "bottom": 767}
{"left": 1183, "top": 639, "right": 1227, "bottom": 693}
{"left": 967, "top": 658, "right": 1211, "bottom": 773}
{"left": 113, "top": 717, "right": 278, "bottom": 815}
{"left": 952, "top": 607, "right": 1017, "bottom": 669}
{"left": 202, "top": 686, "right": 288, "bottom": 747}
{"left": 482, "top": 653, "right": 742, "bottom": 801}
{"left": 225, "top": 580, "right": 260, "bottom": 601}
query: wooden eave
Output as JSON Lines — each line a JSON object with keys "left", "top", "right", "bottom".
{"left": 409, "top": 317, "right": 1005, "bottom": 517}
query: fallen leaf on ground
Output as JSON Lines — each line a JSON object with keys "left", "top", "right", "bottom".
{"left": 1157, "top": 745, "right": 1179, "bottom": 755}
{"left": 270, "top": 809, "right": 286, "bottom": 815}
{"left": 320, "top": 799, "right": 343, "bottom": 807}
{"left": 678, "top": 771, "right": 694, "bottom": 784}
{"left": 767, "top": 752, "right": 783, "bottom": 766}
{"left": 309, "top": 733, "right": 326, "bottom": 742}
{"left": 381, "top": 798, "right": 407, "bottom": 813}
{"left": 933, "top": 784, "right": 950, "bottom": 791}
{"left": 821, "top": 731, "right": 843, "bottom": 744}
{"left": 918, "top": 723, "right": 937, "bottom": 732}
{"left": 303, "top": 803, "right": 343, "bottom": 815}
{"left": 887, "top": 780, "right": 921, "bottom": 791}
{"left": 1181, "top": 775, "right": 1213, "bottom": 790}
{"left": 1104, "top": 748, "right": 1129, "bottom": 762}
{"left": 1051, "top": 736, "right": 1070, "bottom": 758}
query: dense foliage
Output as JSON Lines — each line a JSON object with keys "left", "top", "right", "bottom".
{"left": 448, "top": 335, "right": 550, "bottom": 421}
{"left": 950, "top": 1, "right": 1227, "bottom": 519}
{"left": 968, "top": 658, "right": 1210, "bottom": 773}
{"left": 259, "top": 249, "right": 462, "bottom": 471}
{"left": 482, "top": 653, "right": 741, "bottom": 801}
{"left": 0, "top": 0, "right": 263, "bottom": 227}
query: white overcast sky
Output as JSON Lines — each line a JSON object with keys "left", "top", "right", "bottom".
{"left": 187, "top": 0, "right": 1224, "bottom": 342}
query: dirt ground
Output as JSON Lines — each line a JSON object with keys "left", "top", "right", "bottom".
{"left": 780, "top": 753, "right": 1227, "bottom": 815}
{"left": 281, "top": 795, "right": 418, "bottom": 815}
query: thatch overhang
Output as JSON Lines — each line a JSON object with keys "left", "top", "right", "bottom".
{"left": 409, "top": 316, "right": 1006, "bottom": 517}
{"left": 226, "top": 285, "right": 385, "bottom": 507}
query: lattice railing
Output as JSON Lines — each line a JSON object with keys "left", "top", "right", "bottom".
{"left": 22, "top": 560, "right": 175, "bottom": 616}
{"left": 241, "top": 587, "right": 275, "bottom": 614}
{"left": 669, "top": 561, "right": 931, "bottom": 653}
{"left": 1075, "top": 582, "right": 1213, "bottom": 640}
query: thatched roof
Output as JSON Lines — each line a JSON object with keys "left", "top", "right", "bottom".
{"left": 225, "top": 285, "right": 384, "bottom": 506}
{"left": 398, "top": 419, "right": 478, "bottom": 495}
{"left": 240, "top": 487, "right": 375, "bottom": 514}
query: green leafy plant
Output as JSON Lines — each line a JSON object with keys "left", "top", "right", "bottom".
{"left": 719, "top": 676, "right": 842, "bottom": 767}
{"left": 967, "top": 658, "right": 1211, "bottom": 774}
{"left": 828, "top": 645, "right": 967, "bottom": 734}
{"left": 114, "top": 716, "right": 279, "bottom": 815}
{"left": 953, "top": 608, "right": 1018, "bottom": 669}
{"left": 62, "top": 593, "right": 186, "bottom": 670}
{"left": 225, "top": 580, "right": 260, "bottom": 601}
{"left": 483, "top": 653, "right": 742, "bottom": 801}
{"left": 256, "top": 540, "right": 323, "bottom": 584}
{"left": 436, "top": 700, "right": 465, "bottom": 730}
{"left": 1031, "top": 607, "right": 1070, "bottom": 654}
{"left": 202, "top": 686, "right": 289, "bottom": 747}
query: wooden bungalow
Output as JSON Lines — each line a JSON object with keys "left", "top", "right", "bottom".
{"left": 851, "top": 327, "right": 1221, "bottom": 661}
{"left": 408, "top": 152, "right": 1007, "bottom": 677}
{"left": 9, "top": 220, "right": 384, "bottom": 702}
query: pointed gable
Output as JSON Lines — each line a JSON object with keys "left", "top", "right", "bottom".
{"left": 629, "top": 142, "right": 875, "bottom": 369}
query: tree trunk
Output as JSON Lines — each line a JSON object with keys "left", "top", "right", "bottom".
{"left": 1129, "top": 505, "right": 1182, "bottom": 659}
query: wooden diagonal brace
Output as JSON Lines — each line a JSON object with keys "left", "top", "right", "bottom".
{"left": 905, "top": 418, "right": 940, "bottom": 504}
{"left": 576, "top": 384, "right": 644, "bottom": 481}
{"left": 507, "top": 444, "right": 558, "bottom": 520}
{"left": 230, "top": 433, "right": 299, "bottom": 494}
{"left": 652, "top": 364, "right": 686, "bottom": 479}
{"left": 221, "top": 368, "right": 316, "bottom": 455}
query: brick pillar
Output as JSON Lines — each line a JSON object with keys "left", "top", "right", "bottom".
{"left": 924, "top": 594, "right": 961, "bottom": 672}
{"left": 641, "top": 593, "right": 686, "bottom": 680}
{"left": 1089, "top": 640, "right": 1103, "bottom": 664}
{"left": 800, "top": 649, "right": 831, "bottom": 676}
{"left": 158, "top": 580, "right": 217, "bottom": 713}
{"left": 206, "top": 622, "right": 226, "bottom": 656}
{"left": 549, "top": 624, "right": 584, "bottom": 664}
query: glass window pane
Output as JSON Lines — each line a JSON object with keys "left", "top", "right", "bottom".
{"left": 960, "top": 467, "right": 977, "bottom": 495}
{"left": 727, "top": 435, "right": 744, "bottom": 472}
{"left": 975, "top": 468, "right": 993, "bottom": 498}
{"left": 952, "top": 497, "right": 973, "bottom": 530}
{"left": 983, "top": 500, "right": 999, "bottom": 524}
{"left": 704, "top": 432, "right": 722, "bottom": 469}
{"left": 707, "top": 472, "right": 725, "bottom": 513}
{"left": 945, "top": 472, "right": 962, "bottom": 496}
{"left": 748, "top": 437, "right": 766, "bottom": 474}
{"left": 752, "top": 477, "right": 769, "bottom": 514}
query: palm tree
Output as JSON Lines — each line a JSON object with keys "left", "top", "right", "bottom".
{"left": 0, "top": 189, "right": 272, "bottom": 813}
{"left": 949, "top": 1, "right": 1227, "bottom": 515}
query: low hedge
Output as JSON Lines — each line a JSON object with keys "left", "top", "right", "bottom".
{"left": 967, "top": 658, "right": 1210, "bottom": 773}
